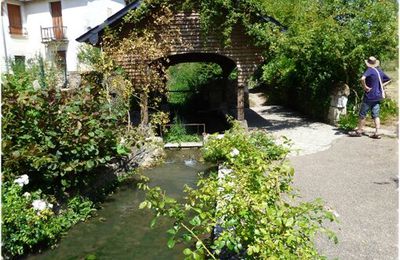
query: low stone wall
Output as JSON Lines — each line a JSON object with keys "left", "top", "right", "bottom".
{"left": 108, "top": 137, "right": 166, "bottom": 177}
{"left": 83, "top": 137, "right": 165, "bottom": 199}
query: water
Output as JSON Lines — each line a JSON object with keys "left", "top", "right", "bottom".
{"left": 28, "top": 149, "right": 209, "bottom": 260}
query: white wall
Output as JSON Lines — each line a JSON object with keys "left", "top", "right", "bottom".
{"left": 62, "top": 0, "right": 125, "bottom": 72}
{"left": 0, "top": 0, "right": 126, "bottom": 74}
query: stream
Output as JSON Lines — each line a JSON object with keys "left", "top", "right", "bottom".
{"left": 28, "top": 149, "right": 209, "bottom": 260}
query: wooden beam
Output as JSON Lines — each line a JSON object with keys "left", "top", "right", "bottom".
{"left": 237, "top": 84, "right": 244, "bottom": 121}
{"left": 140, "top": 92, "right": 149, "bottom": 125}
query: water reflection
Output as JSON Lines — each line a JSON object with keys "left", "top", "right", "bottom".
{"left": 28, "top": 149, "right": 208, "bottom": 260}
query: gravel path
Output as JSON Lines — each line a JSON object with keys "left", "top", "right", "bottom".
{"left": 246, "top": 93, "right": 398, "bottom": 156}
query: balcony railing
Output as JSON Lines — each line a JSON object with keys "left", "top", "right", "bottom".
{"left": 40, "top": 26, "right": 68, "bottom": 43}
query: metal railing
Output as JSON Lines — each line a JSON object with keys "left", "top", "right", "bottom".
{"left": 160, "top": 123, "right": 206, "bottom": 143}
{"left": 40, "top": 26, "right": 67, "bottom": 43}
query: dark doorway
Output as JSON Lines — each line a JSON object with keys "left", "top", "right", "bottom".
{"left": 165, "top": 62, "right": 231, "bottom": 134}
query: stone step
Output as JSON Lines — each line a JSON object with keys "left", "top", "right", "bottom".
{"left": 164, "top": 142, "right": 203, "bottom": 148}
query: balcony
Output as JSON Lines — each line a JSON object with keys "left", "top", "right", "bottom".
{"left": 40, "top": 26, "right": 68, "bottom": 43}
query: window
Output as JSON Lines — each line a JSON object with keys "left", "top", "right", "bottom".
{"left": 7, "top": 4, "right": 22, "bottom": 35}
{"left": 14, "top": 55, "right": 25, "bottom": 65}
{"left": 12, "top": 55, "right": 26, "bottom": 71}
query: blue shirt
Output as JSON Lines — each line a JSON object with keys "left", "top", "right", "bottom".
{"left": 363, "top": 67, "right": 391, "bottom": 102}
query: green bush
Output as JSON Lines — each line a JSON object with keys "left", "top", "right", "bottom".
{"left": 338, "top": 111, "right": 359, "bottom": 131}
{"left": 141, "top": 121, "right": 337, "bottom": 259}
{"left": 1, "top": 179, "right": 95, "bottom": 258}
{"left": 2, "top": 61, "right": 131, "bottom": 194}
{"left": 380, "top": 99, "right": 398, "bottom": 123}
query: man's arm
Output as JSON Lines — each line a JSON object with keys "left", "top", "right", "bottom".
{"left": 360, "top": 76, "right": 371, "bottom": 92}
{"left": 382, "top": 79, "right": 392, "bottom": 87}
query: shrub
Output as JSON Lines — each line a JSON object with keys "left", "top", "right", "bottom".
{"left": 141, "top": 121, "right": 337, "bottom": 259}
{"left": 1, "top": 179, "right": 95, "bottom": 258}
{"left": 338, "top": 111, "right": 359, "bottom": 131}
{"left": 2, "top": 60, "right": 131, "bottom": 194}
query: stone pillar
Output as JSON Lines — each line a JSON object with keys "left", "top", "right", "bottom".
{"left": 327, "top": 83, "right": 350, "bottom": 125}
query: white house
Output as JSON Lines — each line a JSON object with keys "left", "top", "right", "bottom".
{"left": 0, "top": 0, "right": 126, "bottom": 74}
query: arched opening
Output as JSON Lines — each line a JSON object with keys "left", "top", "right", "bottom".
{"left": 160, "top": 53, "right": 237, "bottom": 134}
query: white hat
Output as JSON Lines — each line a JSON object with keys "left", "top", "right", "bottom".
{"left": 365, "top": 56, "right": 380, "bottom": 68}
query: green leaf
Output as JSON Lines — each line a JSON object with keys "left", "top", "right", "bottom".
{"left": 150, "top": 218, "right": 157, "bottom": 228}
{"left": 167, "top": 238, "right": 175, "bottom": 249}
{"left": 195, "top": 240, "right": 202, "bottom": 249}
{"left": 183, "top": 248, "right": 192, "bottom": 256}
{"left": 85, "top": 160, "right": 95, "bottom": 170}
{"left": 286, "top": 217, "right": 294, "bottom": 227}
{"left": 189, "top": 216, "right": 201, "bottom": 226}
{"left": 139, "top": 201, "right": 148, "bottom": 209}
{"left": 166, "top": 228, "right": 177, "bottom": 235}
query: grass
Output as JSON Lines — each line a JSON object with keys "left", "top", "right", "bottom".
{"left": 163, "top": 117, "right": 201, "bottom": 143}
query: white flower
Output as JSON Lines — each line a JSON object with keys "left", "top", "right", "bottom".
{"left": 216, "top": 134, "right": 224, "bottom": 139}
{"left": 32, "top": 199, "right": 47, "bottom": 211}
{"left": 120, "top": 137, "right": 126, "bottom": 144}
{"left": 218, "top": 167, "right": 233, "bottom": 175}
{"left": 47, "top": 203, "right": 53, "bottom": 209}
{"left": 229, "top": 148, "right": 240, "bottom": 157}
{"left": 23, "top": 192, "right": 31, "bottom": 198}
{"left": 14, "top": 174, "right": 29, "bottom": 187}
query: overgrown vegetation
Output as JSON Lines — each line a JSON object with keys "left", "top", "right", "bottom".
{"left": 124, "top": 0, "right": 397, "bottom": 121}
{"left": 163, "top": 117, "right": 201, "bottom": 143}
{"left": 2, "top": 180, "right": 95, "bottom": 258}
{"left": 3, "top": 0, "right": 397, "bottom": 258}
{"left": 1, "top": 58, "right": 138, "bottom": 258}
{"left": 338, "top": 99, "right": 399, "bottom": 131}
{"left": 140, "top": 121, "right": 337, "bottom": 259}
{"left": 167, "top": 63, "right": 223, "bottom": 106}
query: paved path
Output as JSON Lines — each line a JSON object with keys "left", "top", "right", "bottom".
{"left": 291, "top": 137, "right": 398, "bottom": 260}
{"left": 245, "top": 94, "right": 398, "bottom": 259}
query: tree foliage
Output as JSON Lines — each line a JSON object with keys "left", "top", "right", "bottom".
{"left": 119, "top": 0, "right": 397, "bottom": 120}
{"left": 259, "top": 0, "right": 397, "bottom": 119}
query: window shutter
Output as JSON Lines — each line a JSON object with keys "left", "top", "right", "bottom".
{"left": 7, "top": 4, "right": 22, "bottom": 35}
{"left": 50, "top": 2, "right": 63, "bottom": 40}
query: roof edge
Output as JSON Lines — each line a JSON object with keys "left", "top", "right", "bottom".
{"left": 76, "top": 0, "right": 142, "bottom": 45}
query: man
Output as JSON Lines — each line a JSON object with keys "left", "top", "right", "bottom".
{"left": 349, "top": 56, "right": 391, "bottom": 139}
